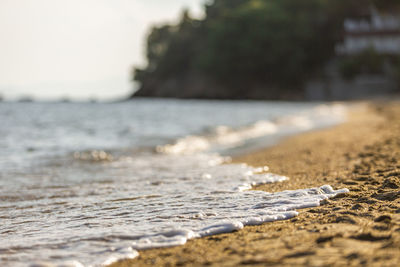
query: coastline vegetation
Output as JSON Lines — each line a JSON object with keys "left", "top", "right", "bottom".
{"left": 133, "top": 0, "right": 400, "bottom": 99}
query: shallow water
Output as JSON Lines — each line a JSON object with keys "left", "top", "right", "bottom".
{"left": 0, "top": 99, "right": 347, "bottom": 266}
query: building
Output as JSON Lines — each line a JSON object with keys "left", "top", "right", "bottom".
{"left": 336, "top": 6, "right": 400, "bottom": 55}
{"left": 306, "top": 6, "right": 400, "bottom": 100}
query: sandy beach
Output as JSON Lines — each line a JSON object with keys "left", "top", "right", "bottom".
{"left": 111, "top": 101, "right": 400, "bottom": 267}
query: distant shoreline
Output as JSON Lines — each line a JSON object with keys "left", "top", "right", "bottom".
{"left": 111, "top": 101, "right": 400, "bottom": 266}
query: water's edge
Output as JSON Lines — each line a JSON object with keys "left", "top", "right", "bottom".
{"left": 0, "top": 101, "right": 351, "bottom": 267}
{"left": 101, "top": 104, "right": 351, "bottom": 266}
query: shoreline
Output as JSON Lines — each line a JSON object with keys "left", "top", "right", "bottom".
{"left": 111, "top": 101, "right": 400, "bottom": 266}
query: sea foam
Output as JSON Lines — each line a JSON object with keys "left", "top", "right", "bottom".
{"left": 18, "top": 154, "right": 348, "bottom": 267}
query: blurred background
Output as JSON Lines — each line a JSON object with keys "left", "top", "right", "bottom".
{"left": 1, "top": 0, "right": 400, "bottom": 102}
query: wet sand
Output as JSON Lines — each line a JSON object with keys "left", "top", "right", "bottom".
{"left": 111, "top": 101, "right": 400, "bottom": 267}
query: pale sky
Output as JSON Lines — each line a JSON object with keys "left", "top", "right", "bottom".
{"left": 0, "top": 0, "right": 204, "bottom": 100}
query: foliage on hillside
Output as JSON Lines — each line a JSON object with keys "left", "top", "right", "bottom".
{"left": 133, "top": 0, "right": 399, "bottom": 99}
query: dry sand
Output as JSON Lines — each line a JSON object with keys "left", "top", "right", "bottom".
{"left": 111, "top": 101, "right": 400, "bottom": 267}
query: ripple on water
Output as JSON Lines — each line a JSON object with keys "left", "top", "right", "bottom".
{"left": 0, "top": 102, "right": 348, "bottom": 266}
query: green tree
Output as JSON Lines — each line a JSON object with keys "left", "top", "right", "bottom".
{"left": 133, "top": 0, "right": 400, "bottom": 99}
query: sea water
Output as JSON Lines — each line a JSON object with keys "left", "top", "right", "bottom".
{"left": 0, "top": 99, "right": 348, "bottom": 266}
